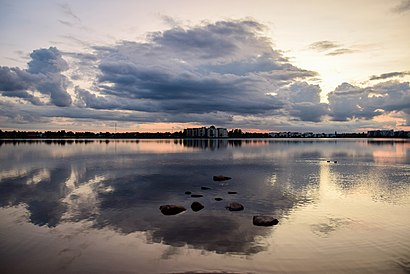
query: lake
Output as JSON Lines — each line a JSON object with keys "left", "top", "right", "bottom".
{"left": 0, "top": 138, "right": 409, "bottom": 273}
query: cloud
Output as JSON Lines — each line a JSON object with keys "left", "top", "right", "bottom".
{"left": 369, "top": 71, "right": 410, "bottom": 80}
{"left": 88, "top": 20, "right": 319, "bottom": 121}
{"left": 276, "top": 82, "right": 328, "bottom": 122}
{"left": 326, "top": 48, "right": 356, "bottom": 56}
{"left": 392, "top": 0, "right": 410, "bottom": 13}
{"left": 0, "top": 19, "right": 408, "bottom": 131}
{"left": 309, "top": 40, "right": 356, "bottom": 56}
{"left": 309, "top": 40, "right": 340, "bottom": 51}
{"left": 160, "top": 15, "right": 183, "bottom": 28}
{"left": 0, "top": 47, "right": 72, "bottom": 107}
{"left": 58, "top": 3, "right": 81, "bottom": 22}
{"left": 328, "top": 81, "right": 410, "bottom": 121}
{"left": 58, "top": 19, "right": 74, "bottom": 27}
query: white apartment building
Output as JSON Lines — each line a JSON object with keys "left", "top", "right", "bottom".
{"left": 184, "top": 126, "right": 228, "bottom": 138}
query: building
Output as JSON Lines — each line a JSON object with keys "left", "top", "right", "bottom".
{"left": 367, "top": 130, "right": 394, "bottom": 137}
{"left": 217, "top": 128, "right": 228, "bottom": 138}
{"left": 184, "top": 126, "right": 228, "bottom": 138}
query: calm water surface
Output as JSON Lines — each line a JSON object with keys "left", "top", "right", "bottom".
{"left": 0, "top": 139, "right": 409, "bottom": 273}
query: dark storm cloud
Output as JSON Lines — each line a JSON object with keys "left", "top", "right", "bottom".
{"left": 369, "top": 71, "right": 410, "bottom": 80}
{"left": 148, "top": 20, "right": 268, "bottom": 59}
{"left": 75, "top": 87, "right": 158, "bottom": 112}
{"left": 96, "top": 61, "right": 282, "bottom": 115}
{"left": 328, "top": 81, "right": 410, "bottom": 121}
{"left": 1, "top": 19, "right": 408, "bottom": 129}
{"left": 0, "top": 67, "right": 33, "bottom": 91}
{"left": 276, "top": 82, "right": 328, "bottom": 122}
{"left": 0, "top": 47, "right": 72, "bottom": 107}
{"left": 0, "top": 20, "right": 324, "bottom": 125}
{"left": 27, "top": 47, "right": 69, "bottom": 74}
{"left": 89, "top": 20, "right": 321, "bottom": 122}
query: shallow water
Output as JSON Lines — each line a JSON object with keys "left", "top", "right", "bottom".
{"left": 0, "top": 138, "right": 409, "bottom": 273}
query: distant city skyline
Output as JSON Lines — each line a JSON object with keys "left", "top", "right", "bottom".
{"left": 1, "top": 0, "right": 409, "bottom": 133}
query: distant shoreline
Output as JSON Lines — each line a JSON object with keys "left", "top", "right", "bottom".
{"left": 1, "top": 137, "right": 409, "bottom": 141}
{"left": 1, "top": 129, "right": 409, "bottom": 139}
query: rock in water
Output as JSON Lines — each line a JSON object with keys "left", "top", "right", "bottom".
{"left": 213, "top": 175, "right": 232, "bottom": 181}
{"left": 201, "top": 186, "right": 212, "bottom": 190}
{"left": 253, "top": 215, "right": 279, "bottom": 226}
{"left": 159, "top": 205, "right": 186, "bottom": 215}
{"left": 228, "top": 191, "right": 237, "bottom": 194}
{"left": 185, "top": 191, "right": 192, "bottom": 195}
{"left": 226, "top": 202, "right": 244, "bottom": 211}
{"left": 191, "top": 194, "right": 203, "bottom": 198}
{"left": 191, "top": 201, "right": 204, "bottom": 212}
{"left": 214, "top": 197, "right": 223, "bottom": 201}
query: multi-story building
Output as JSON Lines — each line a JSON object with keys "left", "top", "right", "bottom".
{"left": 184, "top": 126, "right": 228, "bottom": 138}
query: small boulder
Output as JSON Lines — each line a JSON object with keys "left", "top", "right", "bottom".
{"left": 326, "top": 160, "right": 331, "bottom": 163}
{"left": 159, "top": 205, "right": 186, "bottom": 215}
{"left": 253, "top": 215, "right": 279, "bottom": 226}
{"left": 228, "top": 191, "right": 237, "bottom": 194}
{"left": 334, "top": 161, "right": 338, "bottom": 163}
{"left": 185, "top": 191, "right": 192, "bottom": 195}
{"left": 214, "top": 197, "right": 223, "bottom": 201}
{"left": 191, "top": 194, "right": 203, "bottom": 198}
{"left": 201, "top": 186, "right": 212, "bottom": 190}
{"left": 191, "top": 201, "right": 204, "bottom": 212}
{"left": 226, "top": 202, "right": 244, "bottom": 211}
{"left": 213, "top": 175, "right": 232, "bottom": 181}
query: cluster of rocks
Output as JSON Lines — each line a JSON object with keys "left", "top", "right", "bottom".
{"left": 159, "top": 175, "right": 279, "bottom": 227}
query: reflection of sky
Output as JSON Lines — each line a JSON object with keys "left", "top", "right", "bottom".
{"left": 0, "top": 139, "right": 410, "bottom": 272}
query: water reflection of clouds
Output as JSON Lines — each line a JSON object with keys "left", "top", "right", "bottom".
{"left": 0, "top": 139, "right": 409, "bottom": 255}
{"left": 311, "top": 217, "right": 352, "bottom": 237}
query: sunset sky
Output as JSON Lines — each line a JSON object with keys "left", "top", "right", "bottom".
{"left": 1, "top": 0, "right": 409, "bottom": 133}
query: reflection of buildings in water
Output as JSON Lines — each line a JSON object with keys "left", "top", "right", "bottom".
{"left": 369, "top": 140, "right": 409, "bottom": 163}
{"left": 181, "top": 139, "right": 273, "bottom": 150}
{"left": 182, "top": 139, "right": 229, "bottom": 150}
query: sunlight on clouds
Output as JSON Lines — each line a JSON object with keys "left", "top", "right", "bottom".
{"left": 0, "top": 1, "right": 409, "bottom": 133}
{"left": 26, "top": 169, "right": 50, "bottom": 185}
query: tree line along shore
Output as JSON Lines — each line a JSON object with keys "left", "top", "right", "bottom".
{"left": 1, "top": 129, "right": 408, "bottom": 139}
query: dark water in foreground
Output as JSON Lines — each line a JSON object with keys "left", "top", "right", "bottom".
{"left": 0, "top": 138, "right": 409, "bottom": 273}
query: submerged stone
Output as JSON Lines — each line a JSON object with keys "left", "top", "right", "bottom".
{"left": 191, "top": 194, "right": 203, "bottom": 198}
{"left": 253, "top": 215, "right": 279, "bottom": 226}
{"left": 226, "top": 202, "right": 244, "bottom": 211}
{"left": 214, "top": 197, "right": 223, "bottom": 201}
{"left": 228, "top": 191, "right": 237, "bottom": 194}
{"left": 201, "top": 186, "right": 212, "bottom": 190}
{"left": 185, "top": 191, "right": 192, "bottom": 195}
{"left": 191, "top": 201, "right": 204, "bottom": 212}
{"left": 159, "top": 205, "right": 186, "bottom": 215}
{"left": 213, "top": 175, "right": 232, "bottom": 181}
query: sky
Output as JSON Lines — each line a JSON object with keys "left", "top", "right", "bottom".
{"left": 0, "top": 0, "right": 409, "bottom": 133}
